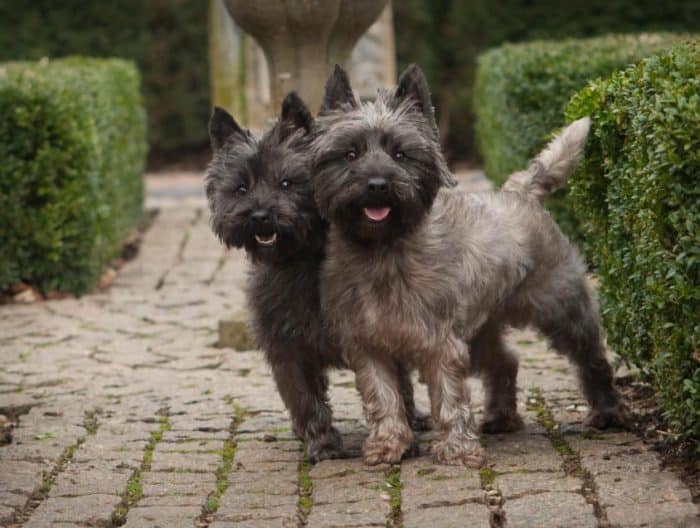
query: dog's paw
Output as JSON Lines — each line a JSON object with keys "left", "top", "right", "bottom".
{"left": 409, "top": 409, "right": 433, "bottom": 432}
{"left": 363, "top": 434, "right": 414, "bottom": 465}
{"left": 433, "top": 436, "right": 485, "bottom": 467}
{"left": 585, "top": 402, "right": 632, "bottom": 430}
{"left": 481, "top": 411, "right": 524, "bottom": 434}
{"left": 307, "top": 427, "right": 344, "bottom": 463}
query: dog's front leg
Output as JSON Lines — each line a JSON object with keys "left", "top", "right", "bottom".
{"left": 421, "top": 336, "right": 485, "bottom": 467}
{"left": 353, "top": 355, "right": 415, "bottom": 465}
{"left": 271, "top": 359, "right": 343, "bottom": 463}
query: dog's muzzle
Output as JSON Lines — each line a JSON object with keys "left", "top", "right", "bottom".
{"left": 250, "top": 209, "right": 277, "bottom": 246}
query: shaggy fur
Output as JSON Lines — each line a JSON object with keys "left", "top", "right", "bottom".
{"left": 205, "top": 93, "right": 429, "bottom": 462}
{"left": 312, "top": 65, "right": 629, "bottom": 467}
{"left": 502, "top": 116, "right": 591, "bottom": 202}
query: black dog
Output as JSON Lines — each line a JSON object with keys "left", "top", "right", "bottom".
{"left": 205, "top": 93, "right": 429, "bottom": 462}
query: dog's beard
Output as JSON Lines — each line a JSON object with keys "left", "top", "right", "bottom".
{"left": 214, "top": 210, "right": 323, "bottom": 264}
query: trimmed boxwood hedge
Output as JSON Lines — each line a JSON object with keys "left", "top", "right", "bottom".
{"left": 0, "top": 57, "right": 147, "bottom": 295}
{"left": 473, "top": 33, "right": 688, "bottom": 240}
{"left": 566, "top": 41, "right": 699, "bottom": 440}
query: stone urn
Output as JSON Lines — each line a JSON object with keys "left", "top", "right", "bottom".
{"left": 223, "top": 0, "right": 389, "bottom": 113}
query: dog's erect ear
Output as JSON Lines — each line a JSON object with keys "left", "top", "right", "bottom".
{"left": 394, "top": 64, "right": 436, "bottom": 127}
{"left": 209, "top": 106, "right": 247, "bottom": 151}
{"left": 320, "top": 64, "right": 358, "bottom": 114}
{"left": 438, "top": 162, "right": 458, "bottom": 188}
{"left": 279, "top": 91, "right": 313, "bottom": 142}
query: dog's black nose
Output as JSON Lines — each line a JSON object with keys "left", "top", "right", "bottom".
{"left": 367, "top": 177, "right": 388, "bottom": 194}
{"left": 251, "top": 210, "right": 271, "bottom": 225}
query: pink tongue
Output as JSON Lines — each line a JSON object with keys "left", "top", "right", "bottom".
{"left": 364, "top": 207, "right": 391, "bottom": 221}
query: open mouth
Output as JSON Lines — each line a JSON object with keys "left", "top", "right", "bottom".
{"left": 363, "top": 206, "right": 391, "bottom": 222}
{"left": 254, "top": 233, "right": 277, "bottom": 246}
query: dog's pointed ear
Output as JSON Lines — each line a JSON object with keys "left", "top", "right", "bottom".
{"left": 209, "top": 106, "right": 248, "bottom": 151}
{"left": 279, "top": 91, "right": 313, "bottom": 142}
{"left": 320, "top": 64, "right": 358, "bottom": 114}
{"left": 394, "top": 64, "right": 436, "bottom": 127}
{"left": 438, "top": 162, "right": 458, "bottom": 188}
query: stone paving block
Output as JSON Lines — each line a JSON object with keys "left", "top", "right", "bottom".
{"left": 141, "top": 470, "right": 216, "bottom": 497}
{"left": 50, "top": 463, "right": 131, "bottom": 497}
{"left": 214, "top": 502, "right": 297, "bottom": 524}
{"left": 307, "top": 458, "right": 388, "bottom": 526}
{"left": 504, "top": 491, "right": 596, "bottom": 528}
{"left": 606, "top": 501, "right": 699, "bottom": 527}
{"left": 0, "top": 490, "right": 28, "bottom": 509}
{"left": 3, "top": 427, "right": 83, "bottom": 464}
{"left": 210, "top": 518, "right": 292, "bottom": 528}
{"left": 483, "top": 432, "right": 562, "bottom": 473}
{"left": 0, "top": 504, "right": 17, "bottom": 526}
{"left": 312, "top": 475, "right": 383, "bottom": 506}
{"left": 596, "top": 472, "right": 693, "bottom": 506}
{"left": 567, "top": 434, "right": 663, "bottom": 476}
{"left": 403, "top": 503, "right": 490, "bottom": 528}
{"left": 305, "top": 500, "right": 388, "bottom": 527}
{"left": 150, "top": 451, "right": 221, "bottom": 473}
{"left": 0, "top": 460, "right": 48, "bottom": 495}
{"left": 139, "top": 493, "right": 206, "bottom": 507}
{"left": 23, "top": 494, "right": 121, "bottom": 527}
{"left": 161, "top": 429, "right": 230, "bottom": 442}
{"left": 310, "top": 458, "right": 387, "bottom": 480}
{"left": 401, "top": 456, "right": 483, "bottom": 511}
{"left": 497, "top": 471, "right": 581, "bottom": 498}
{"left": 124, "top": 505, "right": 202, "bottom": 528}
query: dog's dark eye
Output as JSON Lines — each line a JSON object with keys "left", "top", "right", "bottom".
{"left": 393, "top": 151, "right": 404, "bottom": 161}
{"left": 280, "top": 179, "right": 292, "bottom": 189}
{"left": 345, "top": 151, "right": 358, "bottom": 162}
{"left": 236, "top": 184, "right": 247, "bottom": 195}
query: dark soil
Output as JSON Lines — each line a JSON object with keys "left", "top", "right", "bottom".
{"left": 616, "top": 375, "right": 699, "bottom": 503}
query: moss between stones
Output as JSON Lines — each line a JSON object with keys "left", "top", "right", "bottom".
{"left": 198, "top": 397, "right": 247, "bottom": 523}
{"left": 527, "top": 388, "right": 609, "bottom": 524}
{"left": 112, "top": 413, "right": 170, "bottom": 526}
{"left": 479, "top": 466, "right": 497, "bottom": 487}
{"left": 296, "top": 456, "right": 313, "bottom": 525}
{"left": 385, "top": 464, "right": 402, "bottom": 527}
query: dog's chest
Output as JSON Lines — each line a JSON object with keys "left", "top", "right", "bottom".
{"left": 331, "top": 250, "right": 451, "bottom": 355}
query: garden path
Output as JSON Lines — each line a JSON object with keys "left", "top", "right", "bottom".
{"left": 1, "top": 171, "right": 696, "bottom": 528}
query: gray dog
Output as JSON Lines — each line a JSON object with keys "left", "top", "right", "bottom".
{"left": 311, "top": 65, "right": 629, "bottom": 467}
{"left": 205, "top": 93, "right": 429, "bottom": 462}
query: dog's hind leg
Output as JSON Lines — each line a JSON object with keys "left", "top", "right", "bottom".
{"left": 534, "top": 278, "right": 630, "bottom": 429}
{"left": 271, "top": 359, "right": 343, "bottom": 462}
{"left": 471, "top": 323, "right": 524, "bottom": 433}
{"left": 397, "top": 363, "right": 433, "bottom": 431}
{"left": 353, "top": 355, "right": 415, "bottom": 465}
{"left": 421, "top": 336, "right": 485, "bottom": 467}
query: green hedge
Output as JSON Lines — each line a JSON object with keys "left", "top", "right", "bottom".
{"left": 0, "top": 1, "right": 209, "bottom": 151}
{"left": 395, "top": 0, "right": 700, "bottom": 160}
{"left": 474, "top": 33, "right": 689, "bottom": 240}
{"left": 566, "top": 41, "right": 700, "bottom": 440}
{"left": 0, "top": 57, "right": 147, "bottom": 295}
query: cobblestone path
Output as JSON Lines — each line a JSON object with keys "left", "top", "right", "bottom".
{"left": 1, "top": 172, "right": 697, "bottom": 528}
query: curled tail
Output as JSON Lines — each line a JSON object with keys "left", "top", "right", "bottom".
{"left": 502, "top": 117, "right": 591, "bottom": 202}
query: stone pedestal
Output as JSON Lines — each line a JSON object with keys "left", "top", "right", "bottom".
{"left": 210, "top": 1, "right": 396, "bottom": 130}
{"left": 217, "top": 309, "right": 255, "bottom": 351}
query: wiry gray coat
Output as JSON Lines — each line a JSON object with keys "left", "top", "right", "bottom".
{"left": 312, "top": 65, "right": 628, "bottom": 466}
